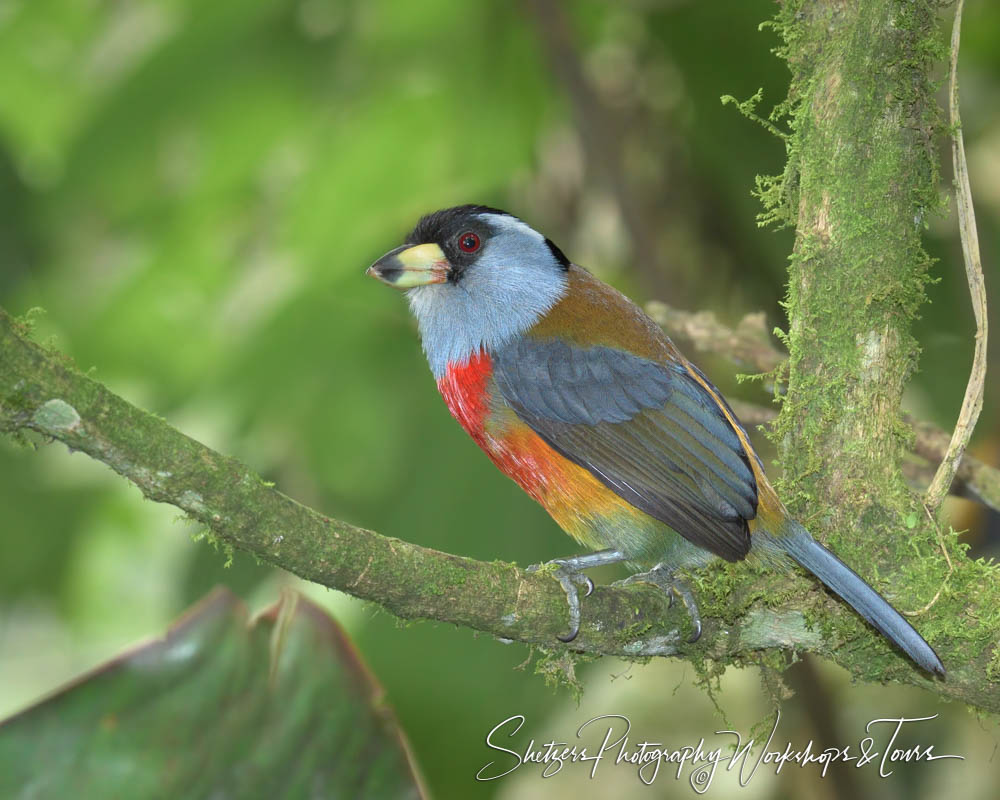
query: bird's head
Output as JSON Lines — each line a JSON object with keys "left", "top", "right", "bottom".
{"left": 367, "top": 205, "right": 571, "bottom": 376}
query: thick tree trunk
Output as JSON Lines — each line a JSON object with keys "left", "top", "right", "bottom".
{"left": 777, "top": 0, "right": 939, "bottom": 527}
{"left": 763, "top": 1, "right": 996, "bottom": 690}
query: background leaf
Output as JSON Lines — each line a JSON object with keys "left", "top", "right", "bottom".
{"left": 0, "top": 589, "right": 426, "bottom": 800}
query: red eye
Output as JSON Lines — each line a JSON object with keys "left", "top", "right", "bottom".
{"left": 458, "top": 232, "right": 480, "bottom": 253}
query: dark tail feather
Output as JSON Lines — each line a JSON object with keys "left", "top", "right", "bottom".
{"left": 778, "top": 520, "right": 945, "bottom": 676}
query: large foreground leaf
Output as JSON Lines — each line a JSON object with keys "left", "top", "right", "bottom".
{"left": 0, "top": 588, "right": 425, "bottom": 799}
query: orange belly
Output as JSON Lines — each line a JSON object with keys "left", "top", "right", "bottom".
{"left": 436, "top": 350, "right": 636, "bottom": 546}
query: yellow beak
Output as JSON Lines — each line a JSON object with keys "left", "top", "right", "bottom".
{"left": 366, "top": 243, "right": 450, "bottom": 289}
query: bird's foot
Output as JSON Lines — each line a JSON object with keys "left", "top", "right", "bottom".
{"left": 527, "top": 562, "right": 592, "bottom": 643}
{"left": 615, "top": 564, "right": 702, "bottom": 643}
{"left": 527, "top": 549, "right": 627, "bottom": 643}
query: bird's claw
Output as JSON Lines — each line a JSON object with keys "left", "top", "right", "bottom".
{"left": 615, "top": 565, "right": 702, "bottom": 643}
{"left": 527, "top": 560, "right": 595, "bottom": 642}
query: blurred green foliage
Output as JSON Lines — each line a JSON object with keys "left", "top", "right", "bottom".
{"left": 1, "top": 1, "right": 998, "bottom": 797}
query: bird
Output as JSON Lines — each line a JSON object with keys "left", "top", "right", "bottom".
{"left": 366, "top": 204, "right": 944, "bottom": 676}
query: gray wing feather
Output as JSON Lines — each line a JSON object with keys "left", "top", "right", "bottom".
{"left": 493, "top": 337, "right": 758, "bottom": 561}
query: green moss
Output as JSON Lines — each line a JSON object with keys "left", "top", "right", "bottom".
{"left": 13, "top": 306, "right": 46, "bottom": 334}
{"left": 721, "top": 89, "right": 791, "bottom": 142}
{"left": 191, "top": 528, "right": 235, "bottom": 568}
{"left": 690, "top": 654, "right": 731, "bottom": 726}
{"left": 620, "top": 614, "right": 656, "bottom": 643}
{"left": 986, "top": 640, "right": 1000, "bottom": 685}
{"left": 533, "top": 648, "right": 592, "bottom": 703}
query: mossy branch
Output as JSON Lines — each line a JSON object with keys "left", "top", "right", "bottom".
{"left": 1, "top": 306, "right": 998, "bottom": 711}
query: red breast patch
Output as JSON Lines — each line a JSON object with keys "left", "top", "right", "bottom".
{"left": 437, "top": 350, "right": 493, "bottom": 439}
